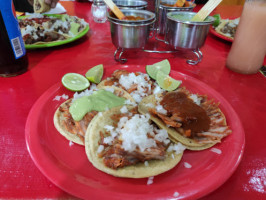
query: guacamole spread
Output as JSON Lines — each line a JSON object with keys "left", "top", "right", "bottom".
{"left": 69, "top": 89, "right": 126, "bottom": 121}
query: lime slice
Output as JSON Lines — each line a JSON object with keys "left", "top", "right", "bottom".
{"left": 85, "top": 64, "right": 104, "bottom": 84}
{"left": 156, "top": 71, "right": 181, "bottom": 91}
{"left": 213, "top": 14, "right": 221, "bottom": 27}
{"left": 146, "top": 59, "right": 171, "bottom": 80}
{"left": 62, "top": 73, "right": 90, "bottom": 92}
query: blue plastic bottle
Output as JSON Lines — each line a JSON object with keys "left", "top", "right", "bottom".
{"left": 0, "top": 0, "right": 28, "bottom": 77}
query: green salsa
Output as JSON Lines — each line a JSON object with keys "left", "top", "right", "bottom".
{"left": 69, "top": 89, "right": 126, "bottom": 121}
{"left": 171, "top": 14, "right": 212, "bottom": 22}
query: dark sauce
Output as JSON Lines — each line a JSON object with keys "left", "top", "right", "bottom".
{"left": 160, "top": 92, "right": 210, "bottom": 136}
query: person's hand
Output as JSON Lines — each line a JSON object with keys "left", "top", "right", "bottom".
{"left": 45, "top": 0, "right": 60, "bottom": 8}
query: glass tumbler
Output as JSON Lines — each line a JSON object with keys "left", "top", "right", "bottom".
{"left": 226, "top": 0, "right": 266, "bottom": 74}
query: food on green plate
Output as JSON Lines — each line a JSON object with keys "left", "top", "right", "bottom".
{"left": 33, "top": 0, "right": 50, "bottom": 13}
{"left": 62, "top": 73, "right": 90, "bottom": 92}
{"left": 18, "top": 14, "right": 88, "bottom": 45}
{"left": 215, "top": 18, "right": 240, "bottom": 40}
{"left": 138, "top": 87, "right": 232, "bottom": 150}
{"left": 85, "top": 105, "right": 186, "bottom": 178}
{"left": 146, "top": 59, "right": 171, "bottom": 80}
{"left": 54, "top": 85, "right": 135, "bottom": 145}
{"left": 156, "top": 71, "right": 182, "bottom": 91}
{"left": 85, "top": 64, "right": 104, "bottom": 84}
{"left": 97, "top": 70, "right": 165, "bottom": 103}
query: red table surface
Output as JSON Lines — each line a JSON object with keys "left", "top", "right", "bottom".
{"left": 1, "top": 1, "right": 265, "bottom": 199}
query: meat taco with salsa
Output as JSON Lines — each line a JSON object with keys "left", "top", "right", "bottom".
{"left": 85, "top": 105, "right": 186, "bottom": 178}
{"left": 138, "top": 87, "right": 232, "bottom": 150}
{"left": 54, "top": 86, "right": 135, "bottom": 145}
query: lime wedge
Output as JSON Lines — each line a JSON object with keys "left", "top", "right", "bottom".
{"left": 62, "top": 73, "right": 90, "bottom": 92}
{"left": 156, "top": 71, "right": 181, "bottom": 91}
{"left": 85, "top": 64, "right": 104, "bottom": 84}
{"left": 146, "top": 59, "right": 171, "bottom": 80}
{"left": 213, "top": 14, "right": 221, "bottom": 27}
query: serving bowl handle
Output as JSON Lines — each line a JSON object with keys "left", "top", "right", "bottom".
{"left": 155, "top": 23, "right": 169, "bottom": 45}
{"left": 149, "top": 23, "right": 155, "bottom": 39}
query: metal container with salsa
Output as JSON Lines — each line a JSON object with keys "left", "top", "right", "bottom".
{"left": 157, "top": 0, "right": 195, "bottom": 35}
{"left": 108, "top": 9, "right": 155, "bottom": 50}
{"left": 166, "top": 11, "right": 214, "bottom": 50}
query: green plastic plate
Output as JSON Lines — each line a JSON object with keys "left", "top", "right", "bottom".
{"left": 18, "top": 14, "right": 90, "bottom": 49}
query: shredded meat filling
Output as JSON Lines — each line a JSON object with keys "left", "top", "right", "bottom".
{"left": 36, "top": 2, "right": 41, "bottom": 10}
{"left": 220, "top": 23, "right": 237, "bottom": 38}
{"left": 103, "top": 70, "right": 156, "bottom": 96}
{"left": 58, "top": 100, "right": 98, "bottom": 143}
{"left": 98, "top": 109, "right": 167, "bottom": 169}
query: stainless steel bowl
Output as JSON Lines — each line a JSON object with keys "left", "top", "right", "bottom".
{"left": 108, "top": 9, "right": 155, "bottom": 49}
{"left": 157, "top": 0, "right": 195, "bottom": 35}
{"left": 113, "top": 0, "right": 147, "bottom": 10}
{"left": 165, "top": 11, "right": 214, "bottom": 50}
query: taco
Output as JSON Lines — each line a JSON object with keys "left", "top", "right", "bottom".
{"left": 54, "top": 86, "right": 135, "bottom": 145}
{"left": 34, "top": 0, "right": 51, "bottom": 13}
{"left": 85, "top": 106, "right": 185, "bottom": 178}
{"left": 215, "top": 18, "right": 240, "bottom": 40}
{"left": 97, "top": 70, "right": 164, "bottom": 103}
{"left": 138, "top": 87, "right": 232, "bottom": 150}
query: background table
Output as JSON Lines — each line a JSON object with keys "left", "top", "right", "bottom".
{"left": 0, "top": 1, "right": 265, "bottom": 199}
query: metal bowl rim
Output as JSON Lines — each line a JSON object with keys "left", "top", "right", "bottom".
{"left": 108, "top": 19, "right": 156, "bottom": 27}
{"left": 167, "top": 11, "right": 214, "bottom": 25}
{"left": 113, "top": 0, "right": 148, "bottom": 7}
{"left": 159, "top": 2, "right": 196, "bottom": 9}
{"left": 108, "top": 9, "right": 156, "bottom": 24}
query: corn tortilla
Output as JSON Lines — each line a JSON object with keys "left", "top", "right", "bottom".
{"left": 85, "top": 106, "right": 184, "bottom": 178}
